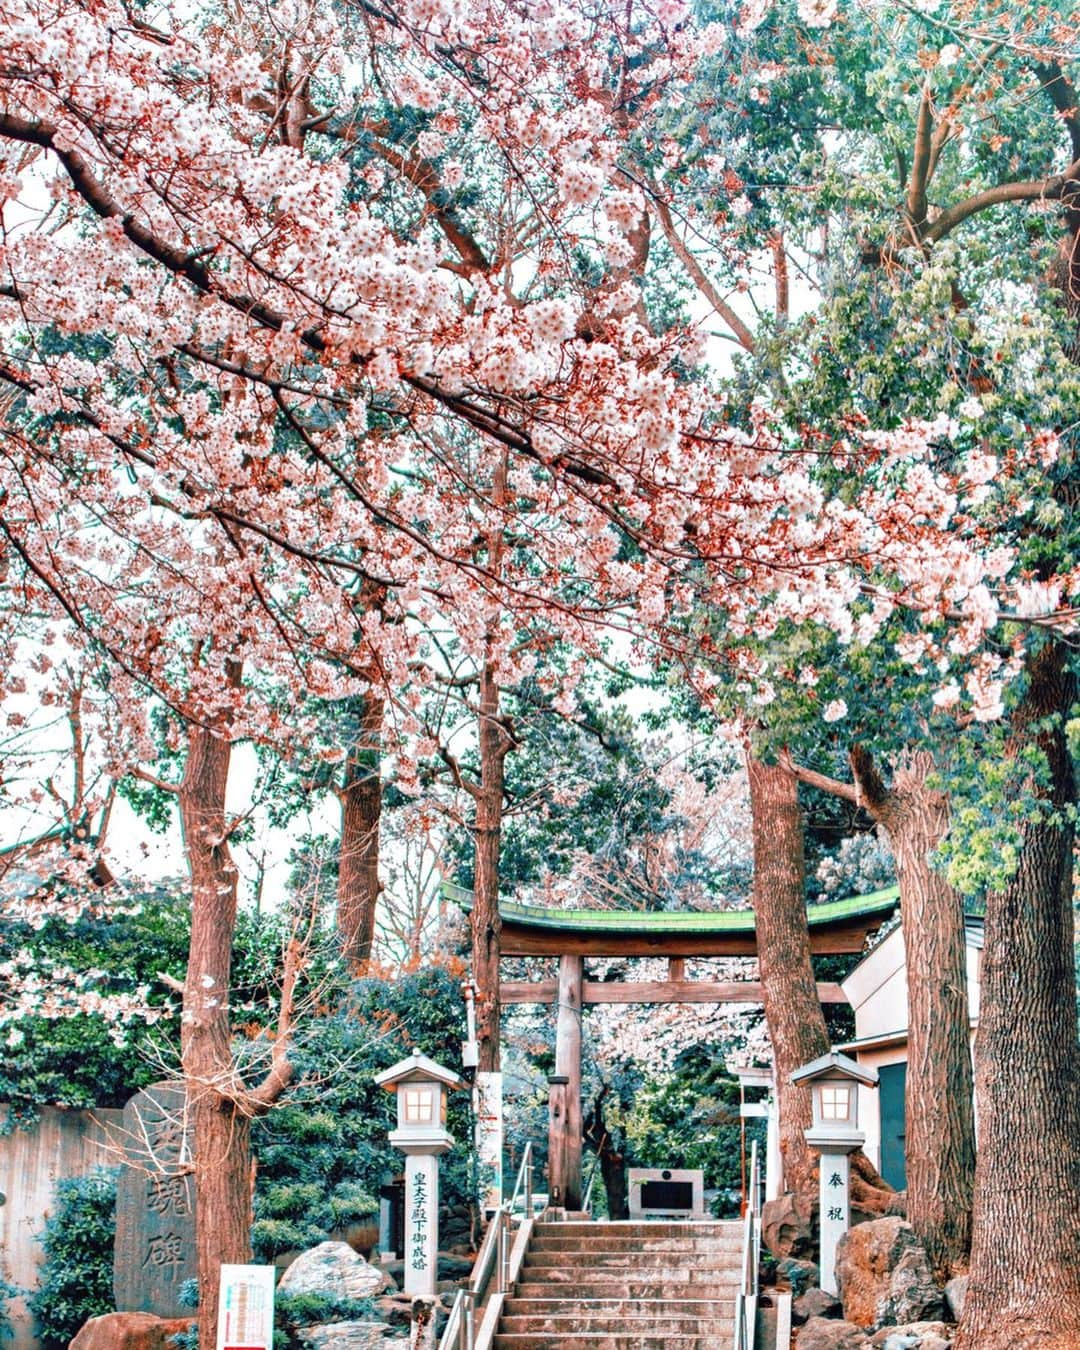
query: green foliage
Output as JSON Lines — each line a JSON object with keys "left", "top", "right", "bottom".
{"left": 29, "top": 1170, "right": 118, "bottom": 1349}
{"left": 273, "top": 1294, "right": 377, "bottom": 1350}
{"left": 0, "top": 891, "right": 187, "bottom": 1112}
{"left": 620, "top": 1043, "right": 763, "bottom": 1214}
{"left": 0, "top": 1277, "right": 17, "bottom": 1341}
{"left": 251, "top": 964, "right": 471, "bottom": 1262}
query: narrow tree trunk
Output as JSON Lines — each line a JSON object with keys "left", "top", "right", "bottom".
{"left": 178, "top": 718, "right": 251, "bottom": 1350}
{"left": 336, "top": 690, "right": 384, "bottom": 969}
{"left": 746, "top": 754, "right": 830, "bottom": 1201}
{"left": 584, "top": 1088, "right": 628, "bottom": 1220}
{"left": 955, "top": 642, "right": 1080, "bottom": 1349}
{"left": 849, "top": 747, "right": 975, "bottom": 1278}
{"left": 473, "top": 660, "right": 510, "bottom": 1073}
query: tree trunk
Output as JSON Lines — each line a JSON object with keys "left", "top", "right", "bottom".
{"left": 849, "top": 746, "right": 975, "bottom": 1278}
{"left": 955, "top": 642, "right": 1080, "bottom": 1349}
{"left": 584, "top": 1088, "right": 628, "bottom": 1220}
{"left": 746, "top": 754, "right": 831, "bottom": 1202}
{"left": 178, "top": 717, "right": 251, "bottom": 1350}
{"left": 473, "top": 659, "right": 510, "bottom": 1073}
{"left": 336, "top": 690, "right": 384, "bottom": 969}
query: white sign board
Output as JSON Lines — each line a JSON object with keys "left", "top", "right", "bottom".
{"left": 216, "top": 1264, "right": 275, "bottom": 1350}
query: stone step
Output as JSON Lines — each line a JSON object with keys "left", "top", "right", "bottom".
{"left": 500, "top": 1315, "right": 735, "bottom": 1335}
{"left": 523, "top": 1252, "right": 743, "bottom": 1273}
{"left": 530, "top": 1236, "right": 743, "bottom": 1254}
{"left": 513, "top": 1280, "right": 742, "bottom": 1300}
{"left": 494, "top": 1336, "right": 715, "bottom": 1349}
{"left": 534, "top": 1221, "right": 740, "bottom": 1238}
{"left": 504, "top": 1298, "right": 737, "bottom": 1318}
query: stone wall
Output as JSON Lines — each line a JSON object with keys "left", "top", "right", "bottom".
{"left": 0, "top": 1104, "right": 124, "bottom": 1350}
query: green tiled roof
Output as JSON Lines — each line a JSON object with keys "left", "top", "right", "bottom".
{"left": 443, "top": 882, "right": 900, "bottom": 934}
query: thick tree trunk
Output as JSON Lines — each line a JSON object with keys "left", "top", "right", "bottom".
{"left": 746, "top": 754, "right": 831, "bottom": 1201}
{"left": 336, "top": 690, "right": 384, "bottom": 969}
{"left": 178, "top": 718, "right": 251, "bottom": 1350}
{"left": 473, "top": 660, "right": 510, "bottom": 1073}
{"left": 849, "top": 747, "right": 975, "bottom": 1278}
{"left": 955, "top": 642, "right": 1080, "bottom": 1350}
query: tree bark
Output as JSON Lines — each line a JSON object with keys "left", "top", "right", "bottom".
{"left": 746, "top": 753, "right": 831, "bottom": 1201}
{"left": 178, "top": 714, "right": 251, "bottom": 1350}
{"left": 748, "top": 753, "right": 897, "bottom": 1218}
{"left": 473, "top": 658, "right": 511, "bottom": 1073}
{"left": 336, "top": 690, "right": 384, "bottom": 969}
{"left": 955, "top": 642, "right": 1080, "bottom": 1349}
{"left": 847, "top": 746, "right": 975, "bottom": 1278}
{"left": 584, "top": 1087, "right": 628, "bottom": 1220}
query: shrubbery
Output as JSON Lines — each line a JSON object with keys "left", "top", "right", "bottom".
{"left": 29, "top": 1170, "right": 118, "bottom": 1348}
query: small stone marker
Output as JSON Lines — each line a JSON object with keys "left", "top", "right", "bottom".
{"left": 113, "top": 1083, "right": 197, "bottom": 1317}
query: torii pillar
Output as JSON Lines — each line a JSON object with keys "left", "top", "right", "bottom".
{"left": 548, "top": 955, "right": 583, "bottom": 1209}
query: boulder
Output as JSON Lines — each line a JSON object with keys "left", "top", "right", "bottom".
{"left": 794, "top": 1287, "right": 843, "bottom": 1325}
{"left": 762, "top": 1191, "right": 815, "bottom": 1259}
{"left": 296, "top": 1322, "right": 399, "bottom": 1350}
{"left": 870, "top": 1322, "right": 952, "bottom": 1349}
{"left": 836, "top": 1218, "right": 944, "bottom": 1330}
{"left": 943, "top": 1275, "right": 968, "bottom": 1322}
{"left": 436, "top": 1254, "right": 473, "bottom": 1280}
{"left": 278, "top": 1241, "right": 393, "bottom": 1301}
{"left": 371, "top": 1295, "right": 413, "bottom": 1330}
{"left": 795, "top": 1315, "right": 870, "bottom": 1349}
{"left": 778, "top": 1257, "right": 820, "bottom": 1296}
{"left": 70, "top": 1313, "right": 193, "bottom": 1350}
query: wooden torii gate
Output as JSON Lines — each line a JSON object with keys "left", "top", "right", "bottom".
{"left": 483, "top": 887, "right": 901, "bottom": 1210}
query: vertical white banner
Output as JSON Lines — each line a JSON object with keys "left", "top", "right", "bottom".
{"left": 216, "top": 1264, "right": 275, "bottom": 1350}
{"left": 474, "top": 1070, "right": 503, "bottom": 1213}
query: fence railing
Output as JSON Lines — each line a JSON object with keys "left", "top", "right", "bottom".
{"left": 732, "top": 1139, "right": 761, "bottom": 1350}
{"left": 439, "top": 1141, "right": 535, "bottom": 1350}
{"left": 582, "top": 1150, "right": 601, "bottom": 1215}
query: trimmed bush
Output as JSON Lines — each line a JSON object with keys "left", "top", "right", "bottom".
{"left": 30, "top": 1170, "right": 118, "bottom": 1348}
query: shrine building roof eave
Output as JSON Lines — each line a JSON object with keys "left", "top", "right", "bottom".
{"left": 443, "top": 883, "right": 901, "bottom": 958}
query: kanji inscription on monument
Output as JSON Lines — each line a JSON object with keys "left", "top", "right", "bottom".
{"left": 113, "top": 1082, "right": 197, "bottom": 1317}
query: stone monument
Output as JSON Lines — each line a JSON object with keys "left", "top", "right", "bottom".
{"left": 113, "top": 1082, "right": 197, "bottom": 1317}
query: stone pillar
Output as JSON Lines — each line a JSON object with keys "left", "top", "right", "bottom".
{"left": 766, "top": 1099, "right": 782, "bottom": 1203}
{"left": 813, "top": 1143, "right": 858, "bottom": 1295}
{"left": 404, "top": 1153, "right": 440, "bottom": 1297}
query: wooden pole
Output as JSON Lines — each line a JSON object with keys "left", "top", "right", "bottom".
{"left": 553, "top": 954, "right": 584, "bottom": 1210}
{"left": 546, "top": 1074, "right": 568, "bottom": 1209}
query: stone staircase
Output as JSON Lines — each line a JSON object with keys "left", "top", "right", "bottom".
{"left": 492, "top": 1217, "right": 744, "bottom": 1349}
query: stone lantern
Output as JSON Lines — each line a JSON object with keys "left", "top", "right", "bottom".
{"left": 791, "top": 1051, "right": 878, "bottom": 1295}
{"left": 375, "top": 1053, "right": 463, "bottom": 1296}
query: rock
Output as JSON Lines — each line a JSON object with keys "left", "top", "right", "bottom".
{"left": 278, "top": 1241, "right": 393, "bottom": 1301}
{"left": 778, "top": 1257, "right": 821, "bottom": 1296}
{"left": 372, "top": 1295, "right": 412, "bottom": 1330}
{"left": 795, "top": 1315, "right": 870, "bottom": 1349}
{"left": 944, "top": 1275, "right": 967, "bottom": 1322}
{"left": 70, "top": 1312, "right": 193, "bottom": 1350}
{"left": 836, "top": 1218, "right": 944, "bottom": 1330}
{"left": 794, "top": 1287, "right": 843, "bottom": 1325}
{"left": 870, "top": 1322, "right": 952, "bottom": 1349}
{"left": 762, "top": 1191, "right": 815, "bottom": 1259}
{"left": 436, "top": 1253, "right": 473, "bottom": 1280}
{"left": 296, "top": 1321, "right": 400, "bottom": 1350}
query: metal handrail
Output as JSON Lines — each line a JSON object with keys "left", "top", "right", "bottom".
{"left": 582, "top": 1150, "right": 601, "bottom": 1215}
{"left": 733, "top": 1139, "right": 761, "bottom": 1350}
{"left": 439, "top": 1142, "right": 535, "bottom": 1350}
